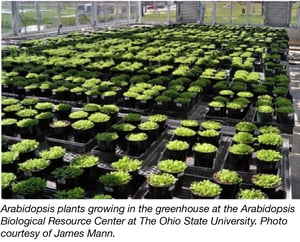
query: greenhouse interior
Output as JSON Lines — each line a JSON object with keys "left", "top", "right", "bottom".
{"left": 1, "top": 1, "right": 300, "bottom": 200}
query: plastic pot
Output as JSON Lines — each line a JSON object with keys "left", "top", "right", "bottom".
{"left": 147, "top": 183, "right": 175, "bottom": 199}
{"left": 126, "top": 135, "right": 148, "bottom": 157}
{"left": 193, "top": 150, "right": 216, "bottom": 168}
{"left": 228, "top": 153, "right": 252, "bottom": 172}
{"left": 256, "top": 159, "right": 279, "bottom": 175}
{"left": 103, "top": 183, "right": 130, "bottom": 199}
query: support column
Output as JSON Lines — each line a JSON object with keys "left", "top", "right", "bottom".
{"left": 56, "top": 2, "right": 61, "bottom": 26}
{"left": 11, "top": 1, "right": 20, "bottom": 35}
{"left": 229, "top": 1, "right": 233, "bottom": 25}
{"left": 137, "top": 1, "right": 142, "bottom": 23}
{"left": 198, "top": 2, "right": 205, "bottom": 24}
{"left": 75, "top": 2, "right": 79, "bottom": 26}
{"left": 36, "top": 1, "right": 41, "bottom": 32}
{"left": 167, "top": 1, "right": 171, "bottom": 24}
{"left": 246, "top": 1, "right": 250, "bottom": 25}
{"left": 128, "top": 1, "right": 131, "bottom": 22}
{"left": 212, "top": 1, "right": 216, "bottom": 25}
{"left": 92, "top": 1, "right": 98, "bottom": 28}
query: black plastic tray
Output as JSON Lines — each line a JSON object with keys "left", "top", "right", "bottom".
{"left": 45, "top": 135, "right": 97, "bottom": 153}
{"left": 133, "top": 127, "right": 292, "bottom": 199}
{"left": 252, "top": 109, "right": 294, "bottom": 134}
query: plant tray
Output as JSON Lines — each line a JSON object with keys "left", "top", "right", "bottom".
{"left": 252, "top": 110, "right": 294, "bottom": 134}
{"left": 134, "top": 127, "right": 292, "bottom": 199}
{"left": 91, "top": 125, "right": 170, "bottom": 162}
{"left": 3, "top": 128, "right": 51, "bottom": 142}
{"left": 134, "top": 173, "right": 287, "bottom": 199}
{"left": 204, "top": 104, "right": 256, "bottom": 126}
{"left": 45, "top": 135, "right": 97, "bottom": 153}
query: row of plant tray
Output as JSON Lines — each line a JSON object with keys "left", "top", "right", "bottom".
{"left": 132, "top": 127, "right": 292, "bottom": 199}
{"left": 251, "top": 108, "right": 294, "bottom": 134}
{"left": 3, "top": 114, "right": 292, "bottom": 199}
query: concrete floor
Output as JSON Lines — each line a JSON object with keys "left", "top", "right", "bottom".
{"left": 287, "top": 28, "right": 300, "bottom": 198}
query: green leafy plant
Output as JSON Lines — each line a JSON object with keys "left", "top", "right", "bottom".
{"left": 127, "top": 132, "right": 147, "bottom": 141}
{"left": 102, "top": 91, "right": 117, "bottom": 97}
{"left": 70, "top": 87, "right": 85, "bottom": 93}
{"left": 237, "top": 91, "right": 254, "bottom": 98}
{"left": 51, "top": 166, "right": 83, "bottom": 179}
{"left": 139, "top": 121, "right": 159, "bottom": 130}
{"left": 181, "top": 119, "right": 199, "bottom": 128}
{"left": 99, "top": 104, "right": 119, "bottom": 114}
{"left": 111, "top": 156, "right": 142, "bottom": 172}
{"left": 226, "top": 101, "right": 244, "bottom": 110}
{"left": 51, "top": 120, "right": 70, "bottom": 127}
{"left": 35, "top": 112, "right": 54, "bottom": 120}
{"left": 71, "top": 155, "right": 98, "bottom": 168}
{"left": 123, "top": 113, "right": 141, "bottom": 123}
{"left": 259, "top": 125, "right": 281, "bottom": 134}
{"left": 208, "top": 101, "right": 225, "bottom": 108}
{"left": 219, "top": 89, "right": 234, "bottom": 96}
{"left": 235, "top": 121, "right": 257, "bottom": 132}
{"left": 201, "top": 120, "right": 222, "bottom": 130}
{"left": 2, "top": 172, "right": 17, "bottom": 189}
{"left": 96, "top": 132, "right": 119, "bottom": 141}
{"left": 71, "top": 120, "right": 94, "bottom": 130}
{"left": 2, "top": 118, "right": 17, "bottom": 126}
{"left": 88, "top": 112, "right": 110, "bottom": 123}
{"left": 213, "top": 95, "right": 229, "bottom": 103}
{"left": 35, "top": 102, "right": 53, "bottom": 110}
{"left": 166, "top": 140, "right": 189, "bottom": 151}
{"left": 2, "top": 98, "right": 19, "bottom": 106}
{"left": 83, "top": 103, "right": 101, "bottom": 112}
{"left": 174, "top": 97, "right": 190, "bottom": 104}
{"left": 69, "top": 111, "right": 89, "bottom": 120}
{"left": 189, "top": 179, "right": 222, "bottom": 197}
{"left": 11, "top": 139, "right": 39, "bottom": 153}
{"left": 198, "top": 129, "right": 220, "bottom": 137}
{"left": 3, "top": 104, "right": 22, "bottom": 112}
{"left": 18, "top": 158, "right": 50, "bottom": 172}
{"left": 229, "top": 143, "right": 254, "bottom": 155}
{"left": 257, "top": 133, "right": 283, "bottom": 146}
{"left": 237, "top": 188, "right": 267, "bottom": 199}
{"left": 214, "top": 169, "right": 242, "bottom": 184}
{"left": 147, "top": 173, "right": 177, "bottom": 187}
{"left": 39, "top": 146, "right": 66, "bottom": 160}
{"left": 99, "top": 171, "right": 132, "bottom": 186}
{"left": 277, "top": 106, "right": 295, "bottom": 114}
{"left": 17, "top": 118, "right": 39, "bottom": 128}
{"left": 155, "top": 95, "right": 172, "bottom": 103}
{"left": 275, "top": 97, "right": 292, "bottom": 107}
{"left": 2, "top": 151, "right": 19, "bottom": 164}
{"left": 113, "top": 123, "right": 136, "bottom": 132}
{"left": 252, "top": 173, "right": 282, "bottom": 188}
{"left": 193, "top": 143, "right": 217, "bottom": 153}
{"left": 233, "top": 132, "right": 256, "bottom": 144}
{"left": 123, "top": 91, "right": 139, "bottom": 98}
{"left": 16, "top": 109, "right": 38, "bottom": 118}
{"left": 258, "top": 94, "right": 273, "bottom": 102}
{"left": 256, "top": 149, "right": 282, "bottom": 162}
{"left": 54, "top": 103, "right": 72, "bottom": 111}
{"left": 54, "top": 187, "right": 85, "bottom": 199}
{"left": 148, "top": 114, "right": 168, "bottom": 123}
{"left": 93, "top": 194, "right": 113, "bottom": 199}
{"left": 157, "top": 159, "right": 187, "bottom": 173}
{"left": 174, "top": 127, "right": 196, "bottom": 137}
{"left": 257, "top": 105, "right": 274, "bottom": 113}
{"left": 256, "top": 99, "right": 273, "bottom": 107}
{"left": 12, "top": 177, "right": 46, "bottom": 194}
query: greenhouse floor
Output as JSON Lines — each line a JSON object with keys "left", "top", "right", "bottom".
{"left": 289, "top": 45, "right": 300, "bottom": 198}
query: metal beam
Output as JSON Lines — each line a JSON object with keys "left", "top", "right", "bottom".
{"left": 11, "top": 1, "right": 20, "bottom": 35}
